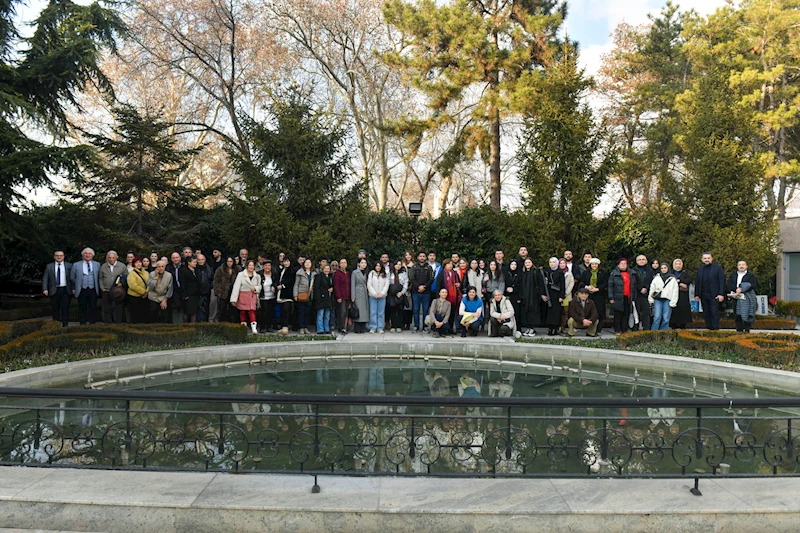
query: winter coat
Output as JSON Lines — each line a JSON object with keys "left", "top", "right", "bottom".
{"left": 579, "top": 268, "right": 608, "bottom": 318}
{"left": 179, "top": 266, "right": 201, "bottom": 315}
{"left": 695, "top": 262, "right": 726, "bottom": 298}
{"left": 367, "top": 271, "right": 390, "bottom": 298}
{"left": 488, "top": 296, "right": 516, "bottom": 336}
{"left": 196, "top": 264, "right": 214, "bottom": 296}
{"left": 126, "top": 268, "right": 149, "bottom": 298}
{"left": 230, "top": 271, "right": 262, "bottom": 311}
{"left": 333, "top": 269, "right": 351, "bottom": 301}
{"left": 275, "top": 266, "right": 295, "bottom": 303}
{"left": 518, "top": 268, "right": 543, "bottom": 327}
{"left": 542, "top": 268, "right": 565, "bottom": 327}
{"left": 350, "top": 268, "right": 370, "bottom": 323}
{"left": 568, "top": 298, "right": 599, "bottom": 324}
{"left": 408, "top": 262, "right": 434, "bottom": 294}
{"left": 313, "top": 272, "right": 334, "bottom": 309}
{"left": 608, "top": 267, "right": 640, "bottom": 312}
{"left": 633, "top": 266, "right": 655, "bottom": 312}
{"left": 466, "top": 269, "right": 483, "bottom": 294}
{"left": 388, "top": 270, "right": 409, "bottom": 309}
{"left": 482, "top": 272, "right": 505, "bottom": 301}
{"left": 213, "top": 266, "right": 239, "bottom": 300}
{"left": 427, "top": 298, "right": 452, "bottom": 326}
{"left": 293, "top": 269, "right": 315, "bottom": 300}
{"left": 727, "top": 271, "right": 758, "bottom": 323}
{"left": 670, "top": 269, "right": 693, "bottom": 327}
{"left": 649, "top": 274, "right": 679, "bottom": 307}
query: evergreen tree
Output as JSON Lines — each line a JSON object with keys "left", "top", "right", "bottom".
{"left": 383, "top": 0, "right": 565, "bottom": 211}
{"left": 517, "top": 43, "right": 616, "bottom": 256}
{"left": 75, "top": 104, "right": 205, "bottom": 238}
{"left": 0, "top": 0, "right": 124, "bottom": 240}
{"left": 226, "top": 87, "right": 368, "bottom": 259}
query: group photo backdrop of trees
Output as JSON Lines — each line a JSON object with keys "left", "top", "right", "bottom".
{"left": 1, "top": 0, "right": 797, "bottom": 293}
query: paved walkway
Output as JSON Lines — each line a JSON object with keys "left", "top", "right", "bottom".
{"left": 1, "top": 467, "right": 799, "bottom": 532}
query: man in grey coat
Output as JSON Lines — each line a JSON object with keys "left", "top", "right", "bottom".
{"left": 98, "top": 250, "right": 128, "bottom": 323}
{"left": 69, "top": 247, "right": 101, "bottom": 325}
{"left": 42, "top": 250, "right": 72, "bottom": 327}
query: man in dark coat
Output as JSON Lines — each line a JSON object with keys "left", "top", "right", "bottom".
{"left": 694, "top": 252, "right": 726, "bottom": 330}
{"left": 579, "top": 258, "right": 608, "bottom": 334}
{"left": 632, "top": 254, "right": 654, "bottom": 330}
{"left": 165, "top": 251, "right": 184, "bottom": 323}
{"left": 567, "top": 288, "right": 599, "bottom": 337}
{"left": 42, "top": 250, "right": 72, "bottom": 327}
{"left": 195, "top": 253, "right": 214, "bottom": 321}
{"left": 409, "top": 251, "right": 434, "bottom": 332}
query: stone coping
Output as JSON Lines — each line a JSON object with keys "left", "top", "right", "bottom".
{"left": 0, "top": 467, "right": 799, "bottom": 532}
{"left": 1, "top": 336, "right": 799, "bottom": 394}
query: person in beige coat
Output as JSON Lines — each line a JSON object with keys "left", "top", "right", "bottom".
{"left": 488, "top": 290, "right": 519, "bottom": 338}
{"left": 230, "top": 260, "right": 262, "bottom": 334}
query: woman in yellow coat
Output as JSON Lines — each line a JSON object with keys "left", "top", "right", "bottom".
{"left": 126, "top": 257, "right": 150, "bottom": 323}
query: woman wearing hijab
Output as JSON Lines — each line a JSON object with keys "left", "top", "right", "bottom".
{"left": 505, "top": 259, "right": 521, "bottom": 323}
{"left": 579, "top": 258, "right": 608, "bottom": 335}
{"left": 669, "top": 258, "right": 693, "bottom": 329}
{"left": 559, "top": 258, "right": 575, "bottom": 335}
{"left": 649, "top": 261, "right": 679, "bottom": 330}
{"left": 518, "top": 258, "right": 542, "bottom": 337}
{"left": 543, "top": 257, "right": 566, "bottom": 336}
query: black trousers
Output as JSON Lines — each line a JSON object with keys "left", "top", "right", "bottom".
{"left": 101, "top": 290, "right": 125, "bottom": 323}
{"left": 77, "top": 289, "right": 98, "bottom": 325}
{"left": 700, "top": 296, "right": 720, "bottom": 330}
{"left": 258, "top": 299, "right": 276, "bottom": 330}
{"left": 127, "top": 295, "right": 148, "bottom": 323}
{"left": 149, "top": 300, "right": 168, "bottom": 323}
{"left": 613, "top": 299, "right": 631, "bottom": 333}
{"left": 279, "top": 301, "right": 294, "bottom": 328}
{"left": 50, "top": 287, "right": 71, "bottom": 326}
{"left": 735, "top": 315, "right": 752, "bottom": 333}
{"left": 389, "top": 303, "right": 404, "bottom": 329}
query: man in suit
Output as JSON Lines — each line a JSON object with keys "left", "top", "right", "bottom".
{"left": 695, "top": 251, "right": 726, "bottom": 330}
{"left": 98, "top": 250, "right": 128, "bottom": 323}
{"left": 69, "top": 247, "right": 101, "bottom": 325}
{"left": 42, "top": 250, "right": 72, "bottom": 327}
{"left": 165, "top": 251, "right": 185, "bottom": 323}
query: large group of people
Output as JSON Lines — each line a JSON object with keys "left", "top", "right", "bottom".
{"left": 41, "top": 245, "right": 759, "bottom": 336}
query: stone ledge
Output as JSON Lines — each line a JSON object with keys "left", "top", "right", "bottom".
{"left": 1, "top": 467, "right": 799, "bottom": 532}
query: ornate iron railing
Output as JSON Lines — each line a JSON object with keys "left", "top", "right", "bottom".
{"left": 0, "top": 388, "right": 798, "bottom": 482}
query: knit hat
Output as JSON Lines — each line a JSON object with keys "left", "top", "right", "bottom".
{"left": 589, "top": 258, "right": 601, "bottom": 265}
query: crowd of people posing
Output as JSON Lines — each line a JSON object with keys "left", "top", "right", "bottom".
{"left": 41, "top": 245, "right": 758, "bottom": 338}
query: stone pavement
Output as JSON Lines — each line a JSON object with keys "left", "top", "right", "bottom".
{"left": 1, "top": 467, "right": 799, "bottom": 532}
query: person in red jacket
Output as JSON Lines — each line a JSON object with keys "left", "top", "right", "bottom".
{"left": 333, "top": 258, "right": 352, "bottom": 334}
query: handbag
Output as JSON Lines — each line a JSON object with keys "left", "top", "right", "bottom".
{"left": 348, "top": 302, "right": 359, "bottom": 320}
{"left": 297, "top": 292, "right": 309, "bottom": 303}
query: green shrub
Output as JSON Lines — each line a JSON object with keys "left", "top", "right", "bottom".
{"left": 775, "top": 301, "right": 800, "bottom": 317}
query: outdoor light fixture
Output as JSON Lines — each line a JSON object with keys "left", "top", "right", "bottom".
{"left": 408, "top": 202, "right": 423, "bottom": 216}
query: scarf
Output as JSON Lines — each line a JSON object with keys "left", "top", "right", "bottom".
{"left": 590, "top": 270, "right": 598, "bottom": 288}
{"left": 621, "top": 270, "right": 631, "bottom": 299}
{"left": 444, "top": 270, "right": 458, "bottom": 305}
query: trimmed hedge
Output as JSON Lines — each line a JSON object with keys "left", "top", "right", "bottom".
{"left": 776, "top": 301, "right": 800, "bottom": 318}
{"left": 618, "top": 329, "right": 800, "bottom": 369}
{"left": 0, "top": 322, "right": 248, "bottom": 363}
{"left": 602, "top": 316, "right": 795, "bottom": 330}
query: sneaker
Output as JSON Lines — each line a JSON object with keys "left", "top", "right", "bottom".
{"left": 369, "top": 330, "right": 376, "bottom": 334}
{"left": 378, "top": 330, "right": 385, "bottom": 334}
{"left": 514, "top": 331, "right": 522, "bottom": 339}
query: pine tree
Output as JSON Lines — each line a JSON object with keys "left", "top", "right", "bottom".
{"left": 517, "top": 43, "right": 616, "bottom": 255}
{"left": 383, "top": 0, "right": 565, "bottom": 211}
{"left": 0, "top": 0, "right": 124, "bottom": 240}
{"left": 76, "top": 104, "right": 205, "bottom": 238}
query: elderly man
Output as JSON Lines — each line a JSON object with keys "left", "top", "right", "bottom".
{"left": 165, "top": 252, "right": 185, "bottom": 323}
{"left": 567, "top": 288, "right": 599, "bottom": 337}
{"left": 195, "top": 253, "right": 214, "bottom": 321}
{"left": 148, "top": 260, "right": 173, "bottom": 323}
{"left": 98, "top": 250, "right": 128, "bottom": 323}
{"left": 42, "top": 250, "right": 72, "bottom": 327}
{"left": 69, "top": 247, "right": 101, "bottom": 325}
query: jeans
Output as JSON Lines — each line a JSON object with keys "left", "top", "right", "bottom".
{"left": 411, "top": 292, "right": 430, "bottom": 330}
{"left": 369, "top": 296, "right": 386, "bottom": 332}
{"left": 651, "top": 300, "right": 672, "bottom": 330}
{"left": 316, "top": 307, "right": 331, "bottom": 333}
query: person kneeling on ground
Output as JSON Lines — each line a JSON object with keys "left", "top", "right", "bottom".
{"left": 567, "top": 288, "right": 599, "bottom": 337}
{"left": 488, "top": 290, "right": 520, "bottom": 339}
{"left": 459, "top": 286, "right": 483, "bottom": 337}
{"left": 426, "top": 288, "right": 452, "bottom": 338}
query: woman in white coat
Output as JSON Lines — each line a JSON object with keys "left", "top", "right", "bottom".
{"left": 367, "top": 261, "right": 390, "bottom": 333}
{"left": 230, "top": 260, "right": 262, "bottom": 334}
{"left": 488, "top": 290, "right": 519, "bottom": 338}
{"left": 648, "top": 262, "right": 679, "bottom": 330}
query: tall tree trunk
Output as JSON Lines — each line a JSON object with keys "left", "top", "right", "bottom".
{"left": 438, "top": 173, "right": 452, "bottom": 214}
{"left": 137, "top": 189, "right": 144, "bottom": 238}
{"left": 489, "top": 104, "right": 501, "bottom": 211}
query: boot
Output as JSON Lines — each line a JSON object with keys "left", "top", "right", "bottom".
{"left": 250, "top": 322, "right": 258, "bottom": 334}
{"left": 240, "top": 322, "right": 247, "bottom": 327}
{"left": 279, "top": 327, "right": 289, "bottom": 335}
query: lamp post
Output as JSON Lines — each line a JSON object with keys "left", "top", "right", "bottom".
{"left": 409, "top": 202, "right": 422, "bottom": 249}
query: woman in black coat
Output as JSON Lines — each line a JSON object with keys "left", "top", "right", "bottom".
{"left": 505, "top": 260, "right": 521, "bottom": 326}
{"left": 579, "top": 258, "right": 609, "bottom": 334}
{"left": 542, "top": 257, "right": 566, "bottom": 335}
{"left": 518, "top": 258, "right": 542, "bottom": 337}
{"left": 669, "top": 258, "right": 693, "bottom": 329}
{"left": 608, "top": 258, "right": 639, "bottom": 334}
{"left": 179, "top": 256, "right": 200, "bottom": 322}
